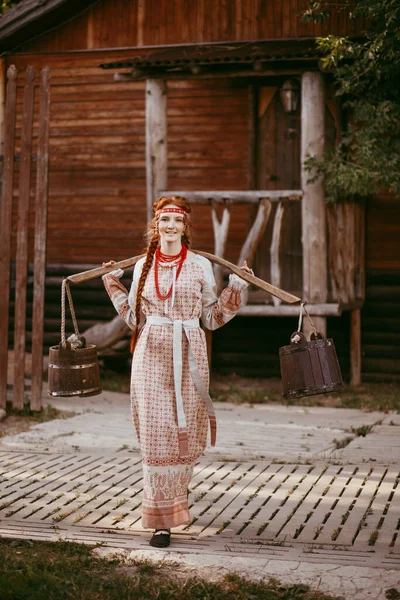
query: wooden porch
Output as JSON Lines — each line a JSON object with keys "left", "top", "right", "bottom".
{"left": 141, "top": 68, "right": 365, "bottom": 385}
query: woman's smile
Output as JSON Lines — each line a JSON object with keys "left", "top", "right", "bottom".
{"left": 158, "top": 209, "right": 186, "bottom": 251}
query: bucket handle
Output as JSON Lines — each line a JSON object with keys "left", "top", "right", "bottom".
{"left": 61, "top": 279, "right": 80, "bottom": 346}
{"left": 297, "top": 302, "right": 319, "bottom": 338}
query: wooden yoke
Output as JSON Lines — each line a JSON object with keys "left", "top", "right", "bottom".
{"left": 67, "top": 250, "right": 300, "bottom": 304}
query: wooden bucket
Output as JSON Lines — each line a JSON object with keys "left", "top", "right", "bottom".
{"left": 279, "top": 304, "right": 344, "bottom": 399}
{"left": 48, "top": 279, "right": 102, "bottom": 398}
{"left": 48, "top": 340, "right": 101, "bottom": 397}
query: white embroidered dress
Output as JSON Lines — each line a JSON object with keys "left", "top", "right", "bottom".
{"left": 103, "top": 253, "right": 247, "bottom": 529}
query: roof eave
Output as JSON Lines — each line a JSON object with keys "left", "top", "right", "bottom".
{"left": 0, "top": 0, "right": 97, "bottom": 54}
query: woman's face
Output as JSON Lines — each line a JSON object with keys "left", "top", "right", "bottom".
{"left": 157, "top": 205, "right": 185, "bottom": 244}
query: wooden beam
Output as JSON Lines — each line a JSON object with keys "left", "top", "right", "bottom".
{"left": 355, "top": 201, "right": 365, "bottom": 300}
{"left": 238, "top": 303, "right": 341, "bottom": 317}
{"left": 137, "top": 0, "right": 145, "bottom": 46}
{"left": 67, "top": 250, "right": 301, "bottom": 304}
{"left": 301, "top": 71, "right": 327, "bottom": 335}
{"left": 146, "top": 79, "right": 167, "bottom": 222}
{"left": 0, "top": 65, "right": 17, "bottom": 409}
{"left": 0, "top": 59, "right": 4, "bottom": 166}
{"left": 160, "top": 190, "right": 302, "bottom": 203}
{"left": 270, "top": 202, "right": 287, "bottom": 307}
{"left": 31, "top": 67, "right": 50, "bottom": 412}
{"left": 113, "top": 67, "right": 312, "bottom": 82}
{"left": 238, "top": 198, "right": 271, "bottom": 267}
{"left": 350, "top": 309, "right": 361, "bottom": 386}
{"left": 248, "top": 84, "right": 258, "bottom": 189}
{"left": 13, "top": 65, "right": 35, "bottom": 410}
{"left": 211, "top": 201, "right": 231, "bottom": 291}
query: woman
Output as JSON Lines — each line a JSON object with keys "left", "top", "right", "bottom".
{"left": 102, "top": 195, "right": 253, "bottom": 548}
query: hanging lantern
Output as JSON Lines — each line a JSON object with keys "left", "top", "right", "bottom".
{"left": 279, "top": 79, "right": 300, "bottom": 114}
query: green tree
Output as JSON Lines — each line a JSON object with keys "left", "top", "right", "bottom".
{"left": 302, "top": 0, "right": 400, "bottom": 202}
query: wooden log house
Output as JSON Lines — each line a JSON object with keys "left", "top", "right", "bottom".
{"left": 0, "top": 0, "right": 399, "bottom": 401}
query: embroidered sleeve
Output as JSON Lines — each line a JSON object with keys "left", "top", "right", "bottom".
{"left": 200, "top": 259, "right": 248, "bottom": 331}
{"left": 102, "top": 261, "right": 142, "bottom": 330}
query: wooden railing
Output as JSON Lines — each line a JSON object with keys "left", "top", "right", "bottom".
{"left": 161, "top": 191, "right": 302, "bottom": 294}
{"left": 162, "top": 190, "right": 364, "bottom": 316}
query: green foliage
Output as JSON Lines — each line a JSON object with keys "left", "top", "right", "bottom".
{"left": 302, "top": 1, "right": 400, "bottom": 202}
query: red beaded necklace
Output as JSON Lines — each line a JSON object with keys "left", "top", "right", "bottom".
{"left": 154, "top": 244, "right": 188, "bottom": 300}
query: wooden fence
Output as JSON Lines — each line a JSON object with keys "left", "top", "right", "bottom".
{"left": 0, "top": 64, "right": 50, "bottom": 411}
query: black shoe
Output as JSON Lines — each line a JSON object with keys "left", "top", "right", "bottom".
{"left": 149, "top": 529, "right": 171, "bottom": 548}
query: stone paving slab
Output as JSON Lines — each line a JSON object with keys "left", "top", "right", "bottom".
{"left": 332, "top": 425, "right": 400, "bottom": 464}
{"left": 0, "top": 450, "right": 398, "bottom": 567}
{"left": 1, "top": 391, "right": 399, "bottom": 600}
{"left": 0, "top": 391, "right": 394, "bottom": 463}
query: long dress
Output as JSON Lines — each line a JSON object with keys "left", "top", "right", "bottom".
{"left": 102, "top": 252, "right": 248, "bottom": 530}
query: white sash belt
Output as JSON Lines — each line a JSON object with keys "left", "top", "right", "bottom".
{"left": 146, "top": 316, "right": 216, "bottom": 457}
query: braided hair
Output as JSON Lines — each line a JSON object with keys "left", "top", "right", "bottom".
{"left": 130, "top": 195, "right": 192, "bottom": 353}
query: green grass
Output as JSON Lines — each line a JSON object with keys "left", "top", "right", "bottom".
{"left": 5, "top": 401, "right": 76, "bottom": 422}
{"left": 100, "top": 367, "right": 130, "bottom": 394}
{"left": 209, "top": 382, "right": 400, "bottom": 412}
{"left": 0, "top": 538, "right": 341, "bottom": 600}
{"left": 99, "top": 366, "right": 400, "bottom": 412}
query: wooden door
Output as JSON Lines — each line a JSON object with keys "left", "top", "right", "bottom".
{"left": 255, "top": 84, "right": 302, "bottom": 296}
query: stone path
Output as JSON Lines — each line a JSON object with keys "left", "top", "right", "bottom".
{"left": 0, "top": 390, "right": 399, "bottom": 600}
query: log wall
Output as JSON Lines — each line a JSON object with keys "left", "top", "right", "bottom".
{"left": 17, "top": 0, "right": 366, "bottom": 53}
{"left": 8, "top": 52, "right": 249, "bottom": 265}
{"left": 366, "top": 192, "right": 400, "bottom": 270}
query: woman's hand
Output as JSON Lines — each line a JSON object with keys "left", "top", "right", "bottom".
{"left": 102, "top": 260, "right": 116, "bottom": 268}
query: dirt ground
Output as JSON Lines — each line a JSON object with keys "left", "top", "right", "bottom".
{"left": 0, "top": 414, "right": 35, "bottom": 438}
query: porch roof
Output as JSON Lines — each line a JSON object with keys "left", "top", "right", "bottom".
{"left": 99, "top": 38, "right": 320, "bottom": 76}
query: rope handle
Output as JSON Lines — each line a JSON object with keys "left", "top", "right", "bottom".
{"left": 297, "top": 302, "right": 318, "bottom": 337}
{"left": 61, "top": 279, "right": 80, "bottom": 346}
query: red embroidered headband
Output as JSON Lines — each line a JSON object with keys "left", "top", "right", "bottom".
{"left": 155, "top": 207, "right": 188, "bottom": 217}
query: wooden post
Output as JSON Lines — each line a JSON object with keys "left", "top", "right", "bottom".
{"left": 31, "top": 67, "right": 50, "bottom": 411}
{"left": 0, "top": 65, "right": 17, "bottom": 409}
{"left": 350, "top": 309, "right": 361, "bottom": 386}
{"left": 146, "top": 79, "right": 167, "bottom": 222}
{"left": 211, "top": 201, "right": 231, "bottom": 291}
{"left": 13, "top": 66, "right": 35, "bottom": 410}
{"left": 301, "top": 72, "right": 327, "bottom": 337}
{"left": 0, "top": 58, "right": 5, "bottom": 190}
{"left": 270, "top": 201, "right": 287, "bottom": 306}
{"left": 248, "top": 84, "right": 257, "bottom": 189}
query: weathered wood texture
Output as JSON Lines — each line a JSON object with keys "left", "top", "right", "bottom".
{"left": 362, "top": 269, "right": 400, "bottom": 380}
{"left": 7, "top": 52, "right": 250, "bottom": 265}
{"left": 301, "top": 71, "right": 327, "bottom": 307}
{"left": 13, "top": 65, "right": 35, "bottom": 410}
{"left": 211, "top": 202, "right": 231, "bottom": 291}
{"left": 0, "top": 65, "right": 17, "bottom": 409}
{"left": 366, "top": 192, "right": 400, "bottom": 270}
{"left": 256, "top": 87, "right": 302, "bottom": 294}
{"left": 327, "top": 201, "right": 365, "bottom": 305}
{"left": 146, "top": 79, "right": 167, "bottom": 222}
{"left": 350, "top": 308, "right": 361, "bottom": 386}
{"left": 31, "top": 67, "right": 51, "bottom": 411}
{"left": 17, "top": 0, "right": 367, "bottom": 52}
{"left": 5, "top": 62, "right": 378, "bottom": 284}
{"left": 0, "top": 66, "right": 51, "bottom": 411}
